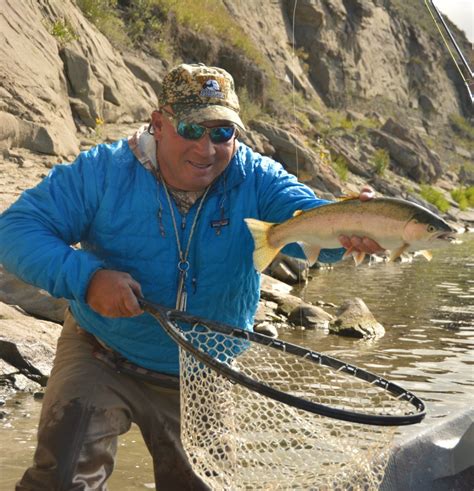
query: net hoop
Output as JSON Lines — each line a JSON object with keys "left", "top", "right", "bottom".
{"left": 139, "top": 299, "right": 426, "bottom": 426}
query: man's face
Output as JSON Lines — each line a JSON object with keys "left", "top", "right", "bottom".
{"left": 152, "top": 108, "right": 237, "bottom": 192}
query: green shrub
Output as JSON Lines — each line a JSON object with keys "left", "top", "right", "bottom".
{"left": 77, "top": 0, "right": 129, "bottom": 47}
{"left": 371, "top": 148, "right": 390, "bottom": 176}
{"left": 328, "top": 112, "right": 353, "bottom": 131}
{"left": 451, "top": 186, "right": 474, "bottom": 210}
{"left": 420, "top": 185, "right": 450, "bottom": 213}
{"left": 49, "top": 18, "right": 78, "bottom": 44}
{"left": 449, "top": 114, "right": 474, "bottom": 140}
{"left": 153, "top": 0, "right": 264, "bottom": 64}
{"left": 332, "top": 155, "right": 348, "bottom": 182}
{"left": 237, "top": 87, "right": 263, "bottom": 124}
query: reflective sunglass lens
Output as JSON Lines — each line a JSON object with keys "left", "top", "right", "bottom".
{"left": 177, "top": 122, "right": 206, "bottom": 140}
{"left": 209, "top": 127, "right": 235, "bottom": 143}
{"left": 176, "top": 120, "right": 235, "bottom": 143}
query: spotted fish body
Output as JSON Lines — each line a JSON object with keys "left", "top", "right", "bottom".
{"left": 245, "top": 197, "right": 457, "bottom": 272}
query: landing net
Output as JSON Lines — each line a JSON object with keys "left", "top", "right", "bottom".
{"left": 139, "top": 299, "right": 424, "bottom": 490}
{"left": 178, "top": 327, "right": 407, "bottom": 490}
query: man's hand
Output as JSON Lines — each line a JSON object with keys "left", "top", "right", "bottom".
{"left": 338, "top": 186, "right": 385, "bottom": 255}
{"left": 86, "top": 269, "right": 144, "bottom": 317}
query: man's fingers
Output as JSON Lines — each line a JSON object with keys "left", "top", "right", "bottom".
{"left": 359, "top": 186, "right": 375, "bottom": 201}
{"left": 86, "top": 269, "right": 144, "bottom": 317}
{"left": 129, "top": 279, "right": 143, "bottom": 299}
{"left": 122, "top": 289, "right": 143, "bottom": 317}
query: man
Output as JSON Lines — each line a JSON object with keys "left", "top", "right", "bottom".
{"left": 0, "top": 63, "right": 381, "bottom": 490}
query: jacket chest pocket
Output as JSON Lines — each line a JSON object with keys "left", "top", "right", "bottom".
{"left": 195, "top": 220, "right": 235, "bottom": 267}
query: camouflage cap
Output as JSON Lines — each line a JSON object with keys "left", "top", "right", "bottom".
{"left": 159, "top": 63, "right": 245, "bottom": 131}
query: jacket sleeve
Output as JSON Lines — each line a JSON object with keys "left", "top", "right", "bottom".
{"left": 255, "top": 155, "right": 345, "bottom": 263}
{"left": 0, "top": 146, "right": 107, "bottom": 301}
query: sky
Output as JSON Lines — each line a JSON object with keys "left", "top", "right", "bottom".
{"left": 434, "top": 0, "right": 474, "bottom": 43}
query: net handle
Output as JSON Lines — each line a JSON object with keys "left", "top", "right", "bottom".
{"left": 138, "top": 298, "right": 426, "bottom": 426}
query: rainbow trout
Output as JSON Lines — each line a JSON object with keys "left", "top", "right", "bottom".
{"left": 244, "top": 197, "right": 458, "bottom": 272}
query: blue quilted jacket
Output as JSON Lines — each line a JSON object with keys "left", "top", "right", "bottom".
{"left": 0, "top": 138, "right": 343, "bottom": 375}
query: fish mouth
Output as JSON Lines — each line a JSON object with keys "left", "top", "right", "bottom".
{"left": 436, "top": 231, "right": 461, "bottom": 243}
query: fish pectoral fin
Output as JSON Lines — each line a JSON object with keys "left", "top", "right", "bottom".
{"left": 298, "top": 242, "right": 321, "bottom": 266}
{"left": 389, "top": 243, "right": 410, "bottom": 262}
{"left": 419, "top": 250, "right": 433, "bottom": 261}
{"left": 244, "top": 218, "right": 280, "bottom": 272}
{"left": 352, "top": 251, "right": 366, "bottom": 266}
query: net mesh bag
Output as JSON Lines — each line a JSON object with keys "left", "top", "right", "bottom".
{"left": 177, "top": 324, "right": 414, "bottom": 490}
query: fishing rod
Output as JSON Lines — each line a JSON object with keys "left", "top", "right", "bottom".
{"left": 425, "top": 0, "right": 474, "bottom": 103}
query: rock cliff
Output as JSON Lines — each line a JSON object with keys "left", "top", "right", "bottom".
{"left": 0, "top": 0, "right": 473, "bottom": 204}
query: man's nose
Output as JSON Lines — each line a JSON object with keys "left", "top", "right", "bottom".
{"left": 193, "top": 133, "right": 217, "bottom": 157}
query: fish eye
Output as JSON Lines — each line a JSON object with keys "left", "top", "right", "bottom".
{"left": 427, "top": 225, "right": 436, "bottom": 233}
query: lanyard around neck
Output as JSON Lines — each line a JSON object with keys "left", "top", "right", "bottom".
{"left": 160, "top": 176, "right": 211, "bottom": 311}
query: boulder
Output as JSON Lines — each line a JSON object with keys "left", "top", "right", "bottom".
{"left": 326, "top": 134, "right": 375, "bottom": 179}
{"left": 254, "top": 300, "right": 279, "bottom": 323}
{"left": 254, "top": 322, "right": 278, "bottom": 338}
{"left": 250, "top": 120, "right": 343, "bottom": 194}
{"left": 0, "top": 0, "right": 157, "bottom": 156}
{"left": 329, "top": 297, "right": 385, "bottom": 338}
{"left": 0, "top": 302, "right": 61, "bottom": 386}
{"left": 0, "top": 266, "right": 68, "bottom": 324}
{"left": 260, "top": 274, "right": 293, "bottom": 296}
{"left": 370, "top": 119, "right": 443, "bottom": 183}
{"left": 122, "top": 52, "right": 168, "bottom": 98}
{"left": 268, "top": 254, "right": 308, "bottom": 285}
{"left": 239, "top": 128, "right": 275, "bottom": 157}
{"left": 274, "top": 294, "right": 304, "bottom": 317}
{"left": 288, "top": 304, "right": 334, "bottom": 330}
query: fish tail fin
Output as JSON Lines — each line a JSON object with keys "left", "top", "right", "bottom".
{"left": 244, "top": 218, "right": 281, "bottom": 272}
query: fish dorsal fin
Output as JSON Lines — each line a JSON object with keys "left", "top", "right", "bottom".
{"left": 419, "top": 250, "right": 433, "bottom": 261}
{"left": 336, "top": 193, "right": 360, "bottom": 202}
{"left": 297, "top": 242, "right": 321, "bottom": 266}
{"left": 292, "top": 209, "right": 304, "bottom": 217}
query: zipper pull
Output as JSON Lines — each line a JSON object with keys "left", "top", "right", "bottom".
{"left": 181, "top": 215, "right": 186, "bottom": 230}
{"left": 176, "top": 260, "right": 190, "bottom": 311}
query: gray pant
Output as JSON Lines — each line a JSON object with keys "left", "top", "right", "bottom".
{"left": 16, "top": 310, "right": 210, "bottom": 491}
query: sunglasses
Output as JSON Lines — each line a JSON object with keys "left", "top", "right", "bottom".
{"left": 162, "top": 110, "right": 236, "bottom": 144}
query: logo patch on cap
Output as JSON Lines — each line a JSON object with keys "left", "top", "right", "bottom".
{"left": 200, "top": 79, "right": 225, "bottom": 99}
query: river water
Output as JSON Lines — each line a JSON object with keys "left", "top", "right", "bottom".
{"left": 0, "top": 235, "right": 473, "bottom": 490}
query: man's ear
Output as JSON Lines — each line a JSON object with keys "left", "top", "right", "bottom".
{"left": 150, "top": 110, "right": 164, "bottom": 139}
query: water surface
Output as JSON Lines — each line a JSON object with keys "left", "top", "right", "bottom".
{"left": 289, "top": 233, "right": 474, "bottom": 425}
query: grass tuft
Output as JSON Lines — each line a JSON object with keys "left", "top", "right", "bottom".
{"left": 420, "top": 185, "right": 450, "bottom": 213}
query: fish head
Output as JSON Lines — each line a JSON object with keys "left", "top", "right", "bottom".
{"left": 403, "top": 210, "right": 458, "bottom": 249}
